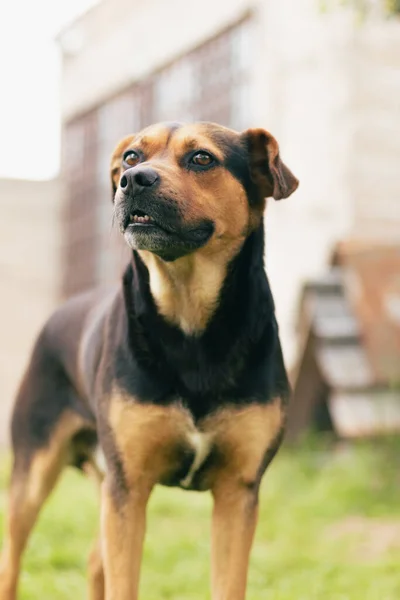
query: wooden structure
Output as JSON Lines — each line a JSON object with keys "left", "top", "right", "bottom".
{"left": 287, "top": 241, "right": 400, "bottom": 441}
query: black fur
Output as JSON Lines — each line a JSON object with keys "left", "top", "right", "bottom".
{"left": 99, "top": 220, "right": 289, "bottom": 421}
{"left": 208, "top": 129, "right": 265, "bottom": 207}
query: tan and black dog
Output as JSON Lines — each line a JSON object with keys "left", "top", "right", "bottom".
{"left": 0, "top": 121, "right": 298, "bottom": 600}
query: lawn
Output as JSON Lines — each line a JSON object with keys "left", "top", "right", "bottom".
{"left": 1, "top": 437, "right": 400, "bottom": 599}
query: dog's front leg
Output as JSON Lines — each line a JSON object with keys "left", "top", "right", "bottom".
{"left": 101, "top": 478, "right": 152, "bottom": 600}
{"left": 98, "top": 396, "right": 195, "bottom": 599}
{"left": 211, "top": 479, "right": 259, "bottom": 600}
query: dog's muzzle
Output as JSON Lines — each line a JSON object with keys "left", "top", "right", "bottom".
{"left": 114, "top": 168, "right": 214, "bottom": 261}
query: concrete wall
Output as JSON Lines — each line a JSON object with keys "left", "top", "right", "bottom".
{"left": 0, "top": 178, "right": 62, "bottom": 444}
{"left": 58, "top": 0, "right": 400, "bottom": 367}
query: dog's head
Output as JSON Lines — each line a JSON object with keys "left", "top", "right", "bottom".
{"left": 111, "top": 122, "right": 298, "bottom": 262}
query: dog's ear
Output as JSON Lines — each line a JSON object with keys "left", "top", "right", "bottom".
{"left": 242, "top": 128, "right": 299, "bottom": 200}
{"left": 110, "top": 134, "right": 135, "bottom": 201}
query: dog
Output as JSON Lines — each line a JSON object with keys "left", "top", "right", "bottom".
{"left": 0, "top": 121, "right": 298, "bottom": 600}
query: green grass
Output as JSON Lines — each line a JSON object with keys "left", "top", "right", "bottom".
{"left": 1, "top": 436, "right": 400, "bottom": 599}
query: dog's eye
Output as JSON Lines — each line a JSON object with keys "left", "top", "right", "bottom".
{"left": 190, "top": 152, "right": 214, "bottom": 167}
{"left": 123, "top": 150, "right": 141, "bottom": 167}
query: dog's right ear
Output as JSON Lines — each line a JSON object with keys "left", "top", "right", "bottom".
{"left": 242, "top": 128, "right": 299, "bottom": 201}
{"left": 110, "top": 135, "right": 135, "bottom": 201}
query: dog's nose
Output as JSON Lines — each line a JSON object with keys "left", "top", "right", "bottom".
{"left": 120, "top": 167, "right": 160, "bottom": 195}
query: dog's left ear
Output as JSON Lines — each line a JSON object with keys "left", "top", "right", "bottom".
{"left": 110, "top": 134, "right": 135, "bottom": 201}
{"left": 242, "top": 128, "right": 299, "bottom": 200}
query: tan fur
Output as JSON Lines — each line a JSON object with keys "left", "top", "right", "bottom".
{"left": 108, "top": 393, "right": 198, "bottom": 487}
{"left": 88, "top": 539, "right": 105, "bottom": 600}
{"left": 101, "top": 481, "right": 149, "bottom": 600}
{"left": 206, "top": 401, "right": 283, "bottom": 600}
{"left": 102, "top": 397, "right": 176, "bottom": 600}
{"left": 0, "top": 411, "right": 87, "bottom": 600}
{"left": 108, "top": 393, "right": 283, "bottom": 490}
{"left": 203, "top": 399, "right": 284, "bottom": 486}
{"left": 103, "top": 393, "right": 283, "bottom": 600}
{"left": 138, "top": 249, "right": 231, "bottom": 334}
{"left": 211, "top": 486, "right": 259, "bottom": 600}
{"left": 83, "top": 459, "right": 105, "bottom": 600}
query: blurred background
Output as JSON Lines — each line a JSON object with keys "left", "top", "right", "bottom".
{"left": 0, "top": 0, "right": 400, "bottom": 444}
{"left": 1, "top": 0, "right": 400, "bottom": 445}
{"left": 1, "top": 1, "right": 400, "bottom": 596}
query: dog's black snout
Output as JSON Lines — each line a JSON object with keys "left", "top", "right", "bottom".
{"left": 134, "top": 168, "right": 159, "bottom": 188}
{"left": 120, "top": 167, "right": 160, "bottom": 195}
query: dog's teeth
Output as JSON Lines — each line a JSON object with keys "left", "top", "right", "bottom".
{"left": 130, "top": 214, "right": 153, "bottom": 224}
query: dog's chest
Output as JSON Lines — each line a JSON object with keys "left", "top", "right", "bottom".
{"left": 102, "top": 396, "right": 284, "bottom": 492}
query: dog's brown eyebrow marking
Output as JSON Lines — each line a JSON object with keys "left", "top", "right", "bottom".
{"left": 131, "top": 124, "right": 226, "bottom": 165}
{"left": 170, "top": 129, "right": 225, "bottom": 162}
{"left": 178, "top": 137, "right": 220, "bottom": 154}
{"left": 129, "top": 123, "right": 183, "bottom": 158}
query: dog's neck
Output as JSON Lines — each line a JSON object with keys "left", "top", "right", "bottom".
{"left": 124, "top": 220, "right": 273, "bottom": 344}
{"left": 121, "top": 221, "right": 285, "bottom": 415}
{"left": 137, "top": 246, "right": 238, "bottom": 335}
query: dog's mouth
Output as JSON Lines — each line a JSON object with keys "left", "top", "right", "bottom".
{"left": 128, "top": 209, "right": 156, "bottom": 227}
{"left": 118, "top": 200, "right": 214, "bottom": 260}
{"left": 126, "top": 209, "right": 174, "bottom": 235}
